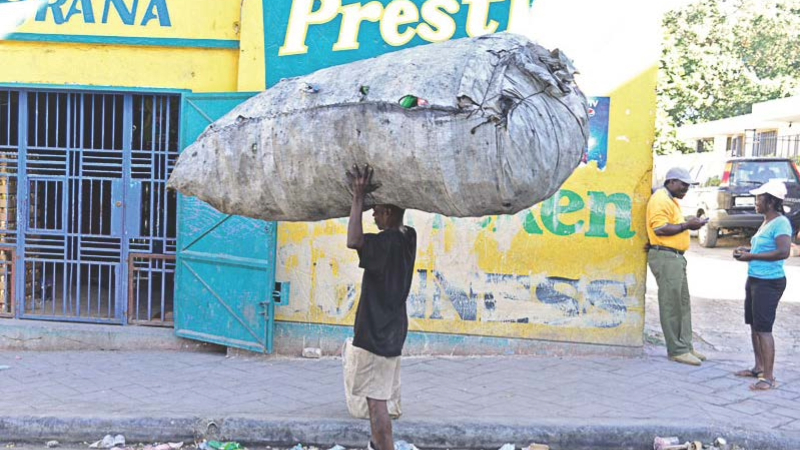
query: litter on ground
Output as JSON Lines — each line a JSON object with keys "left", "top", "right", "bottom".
{"left": 89, "top": 435, "right": 125, "bottom": 449}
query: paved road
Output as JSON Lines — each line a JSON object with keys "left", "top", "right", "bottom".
{"left": 2, "top": 237, "right": 800, "bottom": 450}
{"left": 1, "top": 349, "right": 799, "bottom": 450}
{"left": 666, "top": 236, "right": 800, "bottom": 303}
{"left": 645, "top": 236, "right": 800, "bottom": 357}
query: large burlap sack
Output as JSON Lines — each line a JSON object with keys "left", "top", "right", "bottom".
{"left": 342, "top": 338, "right": 402, "bottom": 420}
{"left": 167, "top": 32, "right": 589, "bottom": 221}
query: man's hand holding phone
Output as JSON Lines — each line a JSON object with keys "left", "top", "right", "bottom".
{"left": 685, "top": 216, "right": 709, "bottom": 231}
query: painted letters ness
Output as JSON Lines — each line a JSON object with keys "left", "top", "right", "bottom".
{"left": 329, "top": 269, "right": 632, "bottom": 329}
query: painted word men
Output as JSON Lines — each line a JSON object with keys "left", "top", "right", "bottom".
{"left": 280, "top": 0, "right": 533, "bottom": 55}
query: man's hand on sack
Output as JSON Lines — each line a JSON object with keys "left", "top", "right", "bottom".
{"left": 346, "top": 164, "right": 380, "bottom": 198}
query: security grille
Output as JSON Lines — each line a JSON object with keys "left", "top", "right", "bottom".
{"left": 0, "top": 90, "right": 19, "bottom": 318}
{"left": 0, "top": 88, "right": 179, "bottom": 325}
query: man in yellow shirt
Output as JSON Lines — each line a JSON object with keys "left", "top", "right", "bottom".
{"left": 647, "top": 167, "right": 709, "bottom": 366}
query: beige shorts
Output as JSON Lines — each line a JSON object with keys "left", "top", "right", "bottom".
{"left": 349, "top": 344, "right": 401, "bottom": 401}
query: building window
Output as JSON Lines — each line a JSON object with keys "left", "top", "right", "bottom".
{"left": 755, "top": 130, "right": 778, "bottom": 156}
{"left": 696, "top": 138, "right": 714, "bottom": 153}
{"left": 726, "top": 135, "right": 744, "bottom": 156}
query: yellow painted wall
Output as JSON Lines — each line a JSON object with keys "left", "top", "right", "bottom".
{"left": 0, "top": 41, "right": 240, "bottom": 92}
{"left": 273, "top": 0, "right": 663, "bottom": 347}
{"left": 0, "top": 0, "right": 265, "bottom": 93}
{"left": 274, "top": 80, "right": 655, "bottom": 346}
{"left": 0, "top": 0, "right": 661, "bottom": 349}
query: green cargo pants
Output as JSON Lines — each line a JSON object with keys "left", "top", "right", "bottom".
{"left": 648, "top": 248, "right": 694, "bottom": 357}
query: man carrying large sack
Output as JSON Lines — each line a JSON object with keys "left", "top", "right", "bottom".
{"left": 345, "top": 164, "right": 417, "bottom": 450}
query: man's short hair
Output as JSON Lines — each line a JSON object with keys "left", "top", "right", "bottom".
{"left": 379, "top": 204, "right": 405, "bottom": 218}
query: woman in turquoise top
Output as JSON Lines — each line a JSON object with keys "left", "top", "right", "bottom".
{"left": 732, "top": 180, "right": 792, "bottom": 391}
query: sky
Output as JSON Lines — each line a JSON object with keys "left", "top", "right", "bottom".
{"left": 512, "top": 0, "right": 698, "bottom": 95}
{"left": 0, "top": 0, "right": 46, "bottom": 40}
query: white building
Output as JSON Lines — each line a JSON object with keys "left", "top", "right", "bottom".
{"left": 654, "top": 96, "right": 800, "bottom": 187}
{"left": 678, "top": 96, "right": 800, "bottom": 158}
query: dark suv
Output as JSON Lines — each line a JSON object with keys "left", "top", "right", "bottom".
{"left": 681, "top": 157, "right": 800, "bottom": 247}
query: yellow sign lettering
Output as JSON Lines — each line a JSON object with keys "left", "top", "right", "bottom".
{"left": 279, "top": 0, "right": 341, "bottom": 56}
{"left": 280, "top": 0, "right": 514, "bottom": 56}
{"left": 464, "top": 0, "right": 502, "bottom": 36}
{"left": 380, "top": 0, "right": 419, "bottom": 46}
{"left": 417, "top": 0, "right": 459, "bottom": 42}
{"left": 333, "top": 1, "right": 383, "bottom": 51}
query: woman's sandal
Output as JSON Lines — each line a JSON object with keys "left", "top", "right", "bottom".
{"left": 735, "top": 368, "right": 763, "bottom": 378}
{"left": 750, "top": 377, "right": 778, "bottom": 391}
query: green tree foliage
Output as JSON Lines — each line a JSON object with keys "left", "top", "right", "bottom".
{"left": 655, "top": 0, "right": 800, "bottom": 154}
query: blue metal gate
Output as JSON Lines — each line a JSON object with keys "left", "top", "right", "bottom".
{"left": 0, "top": 88, "right": 180, "bottom": 324}
{"left": 174, "top": 93, "right": 280, "bottom": 353}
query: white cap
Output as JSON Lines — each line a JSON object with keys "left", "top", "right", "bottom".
{"left": 750, "top": 179, "right": 787, "bottom": 200}
{"left": 665, "top": 167, "right": 697, "bottom": 185}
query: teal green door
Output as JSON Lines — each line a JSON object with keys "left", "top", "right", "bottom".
{"left": 174, "top": 93, "right": 278, "bottom": 353}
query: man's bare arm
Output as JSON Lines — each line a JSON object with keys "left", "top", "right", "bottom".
{"left": 654, "top": 216, "right": 708, "bottom": 236}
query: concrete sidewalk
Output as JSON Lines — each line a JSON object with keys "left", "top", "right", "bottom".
{"left": 1, "top": 349, "right": 800, "bottom": 450}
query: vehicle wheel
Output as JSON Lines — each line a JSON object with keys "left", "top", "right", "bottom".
{"left": 698, "top": 224, "right": 718, "bottom": 248}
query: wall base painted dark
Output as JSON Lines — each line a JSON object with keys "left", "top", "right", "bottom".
{"left": 0, "top": 319, "right": 642, "bottom": 357}
{"left": 0, "top": 319, "right": 224, "bottom": 352}
{"left": 268, "top": 321, "right": 643, "bottom": 358}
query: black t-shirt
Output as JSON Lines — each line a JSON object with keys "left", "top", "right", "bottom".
{"left": 353, "top": 226, "right": 417, "bottom": 357}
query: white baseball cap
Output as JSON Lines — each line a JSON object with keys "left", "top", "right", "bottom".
{"left": 750, "top": 179, "right": 787, "bottom": 200}
{"left": 665, "top": 167, "right": 698, "bottom": 185}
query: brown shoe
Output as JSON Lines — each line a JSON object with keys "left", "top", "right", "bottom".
{"left": 669, "top": 352, "right": 702, "bottom": 366}
{"left": 734, "top": 368, "right": 763, "bottom": 378}
{"left": 691, "top": 350, "right": 707, "bottom": 361}
{"left": 750, "top": 377, "right": 778, "bottom": 391}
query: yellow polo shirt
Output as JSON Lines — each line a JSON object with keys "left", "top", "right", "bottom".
{"left": 646, "top": 187, "right": 690, "bottom": 252}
